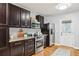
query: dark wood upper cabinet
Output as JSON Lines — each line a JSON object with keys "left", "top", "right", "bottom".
{"left": 36, "top": 15, "right": 44, "bottom": 28}
{"left": 8, "top": 4, "right": 20, "bottom": 27}
{"left": 8, "top": 4, "right": 31, "bottom": 28}
{"left": 20, "top": 9, "right": 26, "bottom": 27}
{"left": 21, "top": 8, "right": 31, "bottom": 28}
{"left": 0, "top": 4, "right": 6, "bottom": 25}
{"left": 25, "top": 10, "right": 31, "bottom": 28}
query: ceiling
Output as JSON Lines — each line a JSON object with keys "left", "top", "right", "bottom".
{"left": 15, "top": 3, "right": 79, "bottom": 16}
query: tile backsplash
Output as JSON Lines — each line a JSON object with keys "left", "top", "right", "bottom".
{"left": 9, "top": 28, "right": 41, "bottom": 37}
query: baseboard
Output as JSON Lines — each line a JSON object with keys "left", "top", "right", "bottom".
{"left": 54, "top": 43, "right": 79, "bottom": 50}
{"left": 73, "top": 46, "right": 79, "bottom": 50}
{"left": 54, "top": 43, "right": 61, "bottom": 45}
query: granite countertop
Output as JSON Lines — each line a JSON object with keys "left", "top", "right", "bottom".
{"left": 9, "top": 36, "right": 34, "bottom": 42}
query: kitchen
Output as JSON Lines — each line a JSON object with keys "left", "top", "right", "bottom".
{"left": 0, "top": 3, "right": 55, "bottom": 56}
{"left": 1, "top": 3, "right": 79, "bottom": 56}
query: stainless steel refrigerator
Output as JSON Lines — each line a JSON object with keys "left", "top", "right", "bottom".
{"left": 41, "top": 23, "right": 55, "bottom": 47}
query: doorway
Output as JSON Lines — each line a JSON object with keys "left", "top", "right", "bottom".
{"left": 60, "top": 20, "right": 74, "bottom": 47}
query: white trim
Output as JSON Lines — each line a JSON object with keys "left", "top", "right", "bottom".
{"left": 55, "top": 43, "right": 79, "bottom": 49}
{"left": 73, "top": 46, "right": 79, "bottom": 49}
{"left": 54, "top": 43, "right": 61, "bottom": 45}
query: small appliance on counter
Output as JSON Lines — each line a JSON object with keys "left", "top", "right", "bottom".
{"left": 17, "top": 28, "right": 24, "bottom": 38}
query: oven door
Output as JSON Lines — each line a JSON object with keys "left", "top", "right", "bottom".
{"left": 36, "top": 40, "right": 43, "bottom": 48}
{"left": 35, "top": 39, "right": 43, "bottom": 53}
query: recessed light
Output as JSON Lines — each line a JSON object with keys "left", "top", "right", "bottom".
{"left": 56, "top": 3, "right": 72, "bottom": 10}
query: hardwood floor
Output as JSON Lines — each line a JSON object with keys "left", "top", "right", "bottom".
{"left": 32, "top": 45, "right": 79, "bottom": 56}
{"left": 33, "top": 45, "right": 59, "bottom": 56}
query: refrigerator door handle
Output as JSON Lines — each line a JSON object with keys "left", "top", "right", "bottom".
{"left": 61, "top": 32, "right": 62, "bottom": 36}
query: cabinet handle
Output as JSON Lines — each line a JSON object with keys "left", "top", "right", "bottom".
{"left": 30, "top": 40, "right": 33, "bottom": 42}
{"left": 14, "top": 42, "right": 22, "bottom": 45}
{"left": 61, "top": 32, "right": 62, "bottom": 36}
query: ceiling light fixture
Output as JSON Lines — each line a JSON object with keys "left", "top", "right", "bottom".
{"left": 56, "top": 3, "right": 72, "bottom": 10}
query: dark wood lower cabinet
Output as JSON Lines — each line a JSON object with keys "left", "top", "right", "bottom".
{"left": 27, "top": 47, "right": 35, "bottom": 56}
{"left": 9, "top": 38, "right": 35, "bottom": 56}
{"left": 0, "top": 25, "right": 9, "bottom": 48}
{"left": 9, "top": 41, "right": 24, "bottom": 56}
{"left": 10, "top": 46, "right": 24, "bottom": 56}
{"left": 0, "top": 38, "right": 35, "bottom": 56}
{"left": 0, "top": 47, "right": 10, "bottom": 56}
{"left": 24, "top": 38, "right": 35, "bottom": 56}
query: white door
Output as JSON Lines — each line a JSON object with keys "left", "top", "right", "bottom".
{"left": 60, "top": 20, "right": 74, "bottom": 47}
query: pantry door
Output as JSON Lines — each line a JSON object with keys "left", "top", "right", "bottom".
{"left": 60, "top": 20, "right": 73, "bottom": 46}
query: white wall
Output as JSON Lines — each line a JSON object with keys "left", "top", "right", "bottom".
{"left": 44, "top": 11, "right": 79, "bottom": 49}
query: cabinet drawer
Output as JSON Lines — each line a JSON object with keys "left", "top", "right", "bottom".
{"left": 28, "top": 48, "right": 35, "bottom": 55}
{"left": 25, "top": 49, "right": 35, "bottom": 56}
{"left": 28, "top": 39, "right": 34, "bottom": 42}
{"left": 25, "top": 45, "right": 34, "bottom": 50}
{"left": 25, "top": 47, "right": 34, "bottom": 56}
{"left": 28, "top": 45, "right": 34, "bottom": 48}
{"left": 10, "top": 41, "right": 24, "bottom": 47}
{"left": 28, "top": 39, "right": 35, "bottom": 44}
{"left": 25, "top": 38, "right": 35, "bottom": 45}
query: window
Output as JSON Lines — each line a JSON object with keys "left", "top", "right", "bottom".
{"left": 62, "top": 20, "right": 72, "bottom": 33}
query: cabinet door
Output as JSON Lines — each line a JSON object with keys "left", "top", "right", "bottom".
{"left": 27, "top": 47, "right": 35, "bottom": 56}
{"left": 0, "top": 48, "right": 10, "bottom": 56}
{"left": 11, "top": 45, "right": 24, "bottom": 56}
{"left": 24, "top": 40, "right": 29, "bottom": 56}
{"left": 25, "top": 38, "right": 35, "bottom": 56}
{"left": 0, "top": 3, "right": 6, "bottom": 24}
{"left": 20, "top": 9, "right": 26, "bottom": 27}
{"left": 10, "top": 41, "right": 24, "bottom": 56}
{"left": 25, "top": 10, "right": 31, "bottom": 28}
{"left": 0, "top": 26, "right": 9, "bottom": 48}
{"left": 28, "top": 39, "right": 35, "bottom": 45}
{"left": 21, "top": 9, "right": 30, "bottom": 28}
{"left": 8, "top": 4, "right": 20, "bottom": 27}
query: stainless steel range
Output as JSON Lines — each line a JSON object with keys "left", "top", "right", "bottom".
{"left": 34, "top": 32, "right": 44, "bottom": 53}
